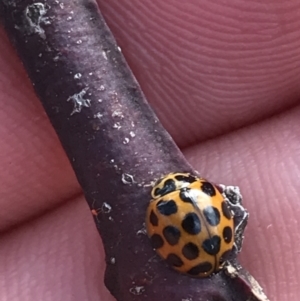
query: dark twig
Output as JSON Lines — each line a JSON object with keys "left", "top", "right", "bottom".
{"left": 0, "top": 1, "right": 269, "bottom": 300}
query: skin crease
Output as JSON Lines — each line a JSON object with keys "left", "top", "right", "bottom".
{"left": 0, "top": 0, "right": 300, "bottom": 300}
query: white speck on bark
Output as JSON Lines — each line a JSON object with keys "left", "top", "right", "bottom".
{"left": 67, "top": 87, "right": 91, "bottom": 115}
{"left": 122, "top": 173, "right": 135, "bottom": 184}
{"left": 129, "top": 286, "right": 145, "bottom": 296}
{"left": 74, "top": 73, "right": 82, "bottom": 79}
{"left": 123, "top": 137, "right": 129, "bottom": 144}
{"left": 102, "top": 51, "right": 108, "bottom": 60}
{"left": 102, "top": 202, "right": 112, "bottom": 213}
{"left": 94, "top": 112, "right": 103, "bottom": 119}
{"left": 113, "top": 122, "right": 121, "bottom": 130}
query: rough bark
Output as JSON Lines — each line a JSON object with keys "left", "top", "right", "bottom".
{"left": 0, "top": 1, "right": 269, "bottom": 301}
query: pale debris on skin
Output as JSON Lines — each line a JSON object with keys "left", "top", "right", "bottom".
{"left": 121, "top": 173, "right": 136, "bottom": 184}
{"left": 67, "top": 87, "right": 91, "bottom": 115}
{"left": 110, "top": 257, "right": 116, "bottom": 264}
{"left": 129, "top": 131, "right": 136, "bottom": 138}
{"left": 129, "top": 286, "right": 145, "bottom": 296}
{"left": 20, "top": 3, "right": 50, "bottom": 39}
{"left": 99, "top": 85, "right": 105, "bottom": 91}
{"left": 101, "top": 202, "right": 112, "bottom": 214}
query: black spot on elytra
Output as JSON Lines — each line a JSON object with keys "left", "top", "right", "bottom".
{"left": 154, "top": 179, "right": 176, "bottom": 197}
{"left": 182, "top": 213, "right": 201, "bottom": 235}
{"left": 150, "top": 234, "right": 164, "bottom": 249}
{"left": 182, "top": 242, "right": 199, "bottom": 260}
{"left": 219, "top": 249, "right": 232, "bottom": 264}
{"left": 166, "top": 253, "right": 184, "bottom": 267}
{"left": 156, "top": 200, "right": 177, "bottom": 216}
{"left": 149, "top": 210, "right": 158, "bottom": 226}
{"left": 202, "top": 235, "right": 221, "bottom": 255}
{"left": 187, "top": 262, "right": 213, "bottom": 275}
{"left": 223, "top": 226, "right": 233, "bottom": 243}
{"left": 179, "top": 188, "right": 194, "bottom": 205}
{"left": 221, "top": 201, "right": 232, "bottom": 220}
{"left": 163, "top": 226, "right": 181, "bottom": 245}
{"left": 174, "top": 174, "right": 197, "bottom": 184}
{"left": 201, "top": 182, "right": 216, "bottom": 197}
{"left": 203, "top": 206, "right": 221, "bottom": 226}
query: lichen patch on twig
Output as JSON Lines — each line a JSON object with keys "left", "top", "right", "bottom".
{"left": 67, "top": 87, "right": 91, "bottom": 115}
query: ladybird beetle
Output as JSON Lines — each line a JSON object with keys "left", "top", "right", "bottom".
{"left": 146, "top": 173, "right": 234, "bottom": 277}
